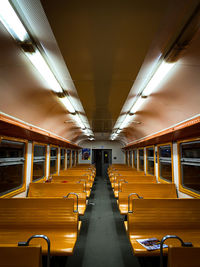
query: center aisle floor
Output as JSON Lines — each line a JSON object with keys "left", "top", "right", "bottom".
{"left": 66, "top": 176, "right": 140, "bottom": 267}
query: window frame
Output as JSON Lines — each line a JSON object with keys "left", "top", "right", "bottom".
{"left": 31, "top": 142, "right": 47, "bottom": 183}
{"left": 60, "top": 147, "right": 66, "bottom": 171}
{"left": 49, "top": 145, "right": 59, "bottom": 176}
{"left": 157, "top": 142, "right": 174, "bottom": 184}
{"left": 0, "top": 136, "right": 27, "bottom": 198}
{"left": 146, "top": 145, "right": 155, "bottom": 176}
{"left": 178, "top": 137, "right": 200, "bottom": 198}
{"left": 138, "top": 147, "right": 144, "bottom": 171}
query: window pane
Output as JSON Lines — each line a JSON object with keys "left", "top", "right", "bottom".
{"left": 60, "top": 149, "right": 65, "bottom": 170}
{"left": 67, "top": 150, "right": 70, "bottom": 167}
{"left": 133, "top": 150, "right": 137, "bottom": 168}
{"left": 181, "top": 141, "right": 200, "bottom": 159}
{"left": 147, "top": 147, "right": 154, "bottom": 175}
{"left": 139, "top": 149, "right": 144, "bottom": 171}
{"left": 0, "top": 139, "right": 25, "bottom": 196}
{"left": 50, "top": 147, "right": 57, "bottom": 174}
{"left": 159, "top": 145, "right": 171, "bottom": 158}
{"left": 182, "top": 164, "right": 200, "bottom": 193}
{"left": 160, "top": 162, "right": 172, "bottom": 182}
{"left": 129, "top": 152, "right": 132, "bottom": 166}
{"left": 33, "top": 145, "right": 46, "bottom": 181}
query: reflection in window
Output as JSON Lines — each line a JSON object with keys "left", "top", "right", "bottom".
{"left": 0, "top": 139, "right": 26, "bottom": 196}
{"left": 139, "top": 149, "right": 144, "bottom": 171}
{"left": 50, "top": 147, "right": 58, "bottom": 175}
{"left": 33, "top": 144, "right": 46, "bottom": 181}
{"left": 133, "top": 150, "right": 137, "bottom": 169}
{"left": 146, "top": 147, "right": 154, "bottom": 175}
{"left": 60, "top": 148, "right": 65, "bottom": 170}
{"left": 180, "top": 140, "right": 200, "bottom": 194}
{"left": 67, "top": 150, "right": 71, "bottom": 168}
{"left": 158, "top": 145, "right": 172, "bottom": 182}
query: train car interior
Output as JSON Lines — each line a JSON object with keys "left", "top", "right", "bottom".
{"left": 0, "top": 0, "right": 200, "bottom": 266}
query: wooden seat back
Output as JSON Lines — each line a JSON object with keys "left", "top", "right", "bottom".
{"left": 0, "top": 198, "right": 78, "bottom": 256}
{"left": 0, "top": 244, "right": 42, "bottom": 267}
{"left": 110, "top": 171, "right": 145, "bottom": 183}
{"left": 168, "top": 246, "right": 200, "bottom": 267}
{"left": 118, "top": 184, "right": 177, "bottom": 214}
{"left": 28, "top": 183, "right": 87, "bottom": 215}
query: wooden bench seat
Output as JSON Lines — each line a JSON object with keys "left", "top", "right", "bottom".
{"left": 0, "top": 244, "right": 42, "bottom": 267}
{"left": 110, "top": 171, "right": 145, "bottom": 184}
{"left": 113, "top": 176, "right": 157, "bottom": 197}
{"left": 28, "top": 183, "right": 87, "bottom": 215}
{"left": 59, "top": 170, "right": 95, "bottom": 181}
{"left": 51, "top": 176, "right": 92, "bottom": 197}
{"left": 0, "top": 198, "right": 78, "bottom": 256}
{"left": 127, "top": 199, "right": 200, "bottom": 257}
{"left": 118, "top": 183, "right": 177, "bottom": 214}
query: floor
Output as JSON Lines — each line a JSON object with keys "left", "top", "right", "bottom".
{"left": 66, "top": 176, "right": 141, "bottom": 267}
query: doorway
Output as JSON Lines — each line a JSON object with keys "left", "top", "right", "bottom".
{"left": 92, "top": 149, "right": 112, "bottom": 177}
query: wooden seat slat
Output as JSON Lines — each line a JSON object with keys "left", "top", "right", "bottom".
{"left": 127, "top": 199, "right": 200, "bottom": 257}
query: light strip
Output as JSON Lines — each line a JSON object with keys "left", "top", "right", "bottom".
{"left": 142, "top": 61, "right": 175, "bottom": 96}
{"left": 59, "top": 97, "right": 76, "bottom": 114}
{"left": 74, "top": 114, "right": 85, "bottom": 129}
{"left": 0, "top": 0, "right": 28, "bottom": 41}
{"left": 120, "top": 114, "right": 132, "bottom": 129}
{"left": 25, "top": 50, "right": 63, "bottom": 93}
{"left": 130, "top": 97, "right": 146, "bottom": 114}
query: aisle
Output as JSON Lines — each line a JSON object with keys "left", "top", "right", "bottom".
{"left": 66, "top": 176, "right": 140, "bottom": 267}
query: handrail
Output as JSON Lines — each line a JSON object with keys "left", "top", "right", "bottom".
{"left": 118, "top": 179, "right": 128, "bottom": 193}
{"left": 128, "top": 193, "right": 143, "bottom": 213}
{"left": 18, "top": 234, "right": 50, "bottom": 267}
{"left": 77, "top": 179, "right": 87, "bottom": 192}
{"left": 160, "top": 235, "right": 193, "bottom": 267}
{"left": 65, "top": 192, "right": 79, "bottom": 213}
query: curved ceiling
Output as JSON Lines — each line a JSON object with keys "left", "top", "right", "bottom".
{"left": 0, "top": 0, "right": 199, "bottom": 146}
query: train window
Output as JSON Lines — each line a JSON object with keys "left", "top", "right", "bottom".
{"left": 32, "top": 144, "right": 46, "bottom": 182}
{"left": 129, "top": 151, "right": 132, "bottom": 167}
{"left": 72, "top": 150, "right": 75, "bottom": 166}
{"left": 60, "top": 148, "right": 65, "bottom": 170}
{"left": 50, "top": 146, "right": 58, "bottom": 175}
{"left": 67, "top": 150, "right": 71, "bottom": 168}
{"left": 139, "top": 148, "right": 144, "bottom": 171}
{"left": 146, "top": 146, "right": 155, "bottom": 175}
{"left": 133, "top": 150, "right": 137, "bottom": 169}
{"left": 158, "top": 144, "right": 173, "bottom": 183}
{"left": 179, "top": 139, "right": 200, "bottom": 197}
{"left": 0, "top": 137, "right": 26, "bottom": 197}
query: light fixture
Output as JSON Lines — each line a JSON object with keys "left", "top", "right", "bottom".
{"left": 0, "top": 0, "right": 28, "bottom": 41}
{"left": 130, "top": 96, "right": 146, "bottom": 114}
{"left": 120, "top": 114, "right": 132, "bottom": 129}
{"left": 25, "top": 50, "right": 63, "bottom": 93}
{"left": 59, "top": 96, "right": 76, "bottom": 114}
{"left": 142, "top": 61, "right": 175, "bottom": 96}
{"left": 73, "top": 114, "right": 85, "bottom": 129}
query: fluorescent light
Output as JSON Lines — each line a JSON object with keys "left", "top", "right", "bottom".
{"left": 120, "top": 114, "right": 132, "bottom": 129}
{"left": 74, "top": 114, "right": 85, "bottom": 129}
{"left": 130, "top": 97, "right": 145, "bottom": 114}
{"left": 142, "top": 61, "right": 175, "bottom": 96}
{"left": 59, "top": 97, "right": 76, "bottom": 113}
{"left": 0, "top": 0, "right": 28, "bottom": 41}
{"left": 25, "top": 50, "right": 62, "bottom": 93}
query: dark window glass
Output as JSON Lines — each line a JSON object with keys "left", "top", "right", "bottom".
{"left": 104, "top": 151, "right": 109, "bottom": 164}
{"left": 180, "top": 141, "right": 200, "bottom": 194}
{"left": 67, "top": 150, "right": 71, "bottom": 167}
{"left": 139, "top": 149, "right": 144, "bottom": 171}
{"left": 72, "top": 151, "right": 75, "bottom": 166}
{"left": 0, "top": 139, "right": 25, "bottom": 196}
{"left": 147, "top": 147, "right": 154, "bottom": 175}
{"left": 50, "top": 147, "right": 58, "bottom": 175}
{"left": 33, "top": 145, "right": 46, "bottom": 181}
{"left": 129, "top": 152, "right": 132, "bottom": 166}
{"left": 60, "top": 148, "right": 65, "bottom": 170}
{"left": 159, "top": 145, "right": 172, "bottom": 182}
{"left": 133, "top": 150, "right": 137, "bottom": 169}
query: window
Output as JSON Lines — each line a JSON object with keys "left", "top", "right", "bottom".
{"left": 0, "top": 137, "right": 27, "bottom": 197}
{"left": 129, "top": 151, "right": 133, "bottom": 167}
{"left": 146, "top": 146, "right": 155, "bottom": 175}
{"left": 72, "top": 150, "right": 75, "bottom": 166}
{"left": 158, "top": 144, "right": 173, "bottom": 183}
{"left": 125, "top": 151, "right": 128, "bottom": 165}
{"left": 139, "top": 148, "right": 144, "bottom": 171}
{"left": 67, "top": 150, "right": 71, "bottom": 168}
{"left": 179, "top": 139, "right": 200, "bottom": 197}
{"left": 32, "top": 143, "right": 46, "bottom": 182}
{"left": 50, "top": 146, "right": 58, "bottom": 175}
{"left": 60, "top": 148, "right": 65, "bottom": 170}
{"left": 133, "top": 150, "right": 137, "bottom": 169}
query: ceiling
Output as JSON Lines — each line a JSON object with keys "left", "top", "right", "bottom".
{"left": 0, "top": 0, "right": 199, "bottom": 145}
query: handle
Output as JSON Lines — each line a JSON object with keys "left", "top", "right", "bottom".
{"left": 18, "top": 234, "right": 50, "bottom": 267}
{"left": 77, "top": 179, "right": 87, "bottom": 192}
{"left": 128, "top": 193, "right": 143, "bottom": 213}
{"left": 118, "top": 179, "right": 128, "bottom": 193}
{"left": 65, "top": 192, "right": 79, "bottom": 213}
